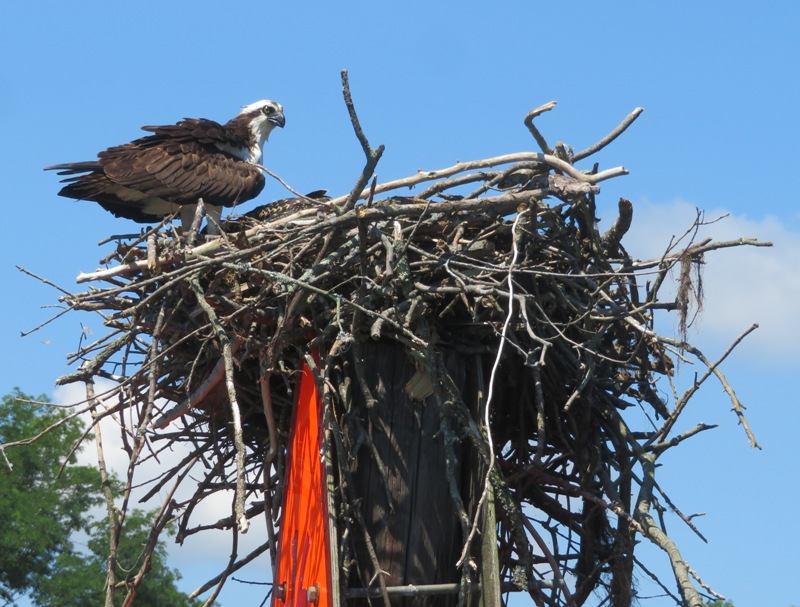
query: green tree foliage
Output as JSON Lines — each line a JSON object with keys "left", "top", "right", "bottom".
{"left": 33, "top": 510, "right": 207, "bottom": 607}
{"left": 0, "top": 389, "right": 101, "bottom": 603}
{"left": 0, "top": 390, "right": 211, "bottom": 607}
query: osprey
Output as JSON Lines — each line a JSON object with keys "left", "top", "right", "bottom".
{"left": 45, "top": 100, "right": 285, "bottom": 233}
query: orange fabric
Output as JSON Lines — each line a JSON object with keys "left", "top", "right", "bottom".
{"left": 273, "top": 355, "right": 332, "bottom": 607}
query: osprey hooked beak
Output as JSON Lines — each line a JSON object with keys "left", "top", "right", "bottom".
{"left": 267, "top": 106, "right": 286, "bottom": 129}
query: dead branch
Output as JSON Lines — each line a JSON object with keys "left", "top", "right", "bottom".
{"left": 573, "top": 107, "right": 644, "bottom": 162}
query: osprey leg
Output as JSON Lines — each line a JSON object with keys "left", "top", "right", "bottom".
{"left": 179, "top": 199, "right": 223, "bottom": 238}
{"left": 205, "top": 204, "right": 223, "bottom": 235}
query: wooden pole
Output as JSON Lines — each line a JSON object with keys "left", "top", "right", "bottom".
{"left": 341, "top": 340, "right": 486, "bottom": 606}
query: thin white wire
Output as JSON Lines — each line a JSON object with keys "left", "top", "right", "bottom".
{"left": 484, "top": 209, "right": 526, "bottom": 468}
{"left": 456, "top": 209, "right": 526, "bottom": 567}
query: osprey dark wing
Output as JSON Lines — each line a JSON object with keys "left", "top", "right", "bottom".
{"left": 45, "top": 100, "right": 284, "bottom": 230}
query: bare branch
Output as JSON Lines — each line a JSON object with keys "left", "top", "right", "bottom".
{"left": 524, "top": 100, "right": 558, "bottom": 154}
{"left": 573, "top": 107, "right": 644, "bottom": 161}
{"left": 340, "top": 70, "right": 385, "bottom": 212}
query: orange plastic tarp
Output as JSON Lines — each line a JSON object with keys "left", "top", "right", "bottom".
{"left": 273, "top": 355, "right": 332, "bottom": 607}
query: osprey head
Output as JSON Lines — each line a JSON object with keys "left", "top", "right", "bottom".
{"left": 240, "top": 99, "right": 285, "bottom": 135}
{"left": 231, "top": 100, "right": 285, "bottom": 164}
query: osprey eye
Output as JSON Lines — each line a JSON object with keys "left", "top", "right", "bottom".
{"left": 262, "top": 106, "right": 273, "bottom": 115}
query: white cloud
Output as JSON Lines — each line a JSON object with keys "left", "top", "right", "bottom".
{"left": 623, "top": 198, "right": 799, "bottom": 366}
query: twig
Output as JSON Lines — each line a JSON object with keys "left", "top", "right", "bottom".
{"left": 85, "top": 380, "right": 120, "bottom": 607}
{"left": 635, "top": 453, "right": 704, "bottom": 607}
{"left": 188, "top": 542, "right": 271, "bottom": 600}
{"left": 326, "top": 152, "right": 626, "bottom": 208}
{"left": 340, "top": 70, "right": 385, "bottom": 212}
{"left": 573, "top": 107, "right": 644, "bottom": 162}
{"left": 152, "top": 338, "right": 243, "bottom": 429}
{"left": 524, "top": 100, "right": 558, "bottom": 154}
{"left": 655, "top": 323, "right": 761, "bottom": 449}
{"left": 189, "top": 277, "right": 250, "bottom": 533}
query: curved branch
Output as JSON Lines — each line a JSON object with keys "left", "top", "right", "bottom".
{"left": 524, "top": 100, "right": 558, "bottom": 154}
{"left": 573, "top": 107, "right": 644, "bottom": 161}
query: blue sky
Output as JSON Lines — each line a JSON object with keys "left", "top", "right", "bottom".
{"left": 2, "top": 1, "right": 799, "bottom": 606}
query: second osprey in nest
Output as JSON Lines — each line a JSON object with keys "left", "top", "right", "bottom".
{"left": 46, "top": 100, "right": 285, "bottom": 233}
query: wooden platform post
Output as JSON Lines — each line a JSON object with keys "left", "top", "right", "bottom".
{"left": 339, "top": 340, "right": 490, "bottom": 606}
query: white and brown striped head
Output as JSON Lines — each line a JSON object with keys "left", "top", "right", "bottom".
{"left": 222, "top": 100, "right": 285, "bottom": 164}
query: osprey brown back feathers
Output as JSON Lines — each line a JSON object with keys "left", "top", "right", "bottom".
{"left": 46, "top": 100, "right": 285, "bottom": 228}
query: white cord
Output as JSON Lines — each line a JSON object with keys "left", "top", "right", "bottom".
{"left": 457, "top": 208, "right": 527, "bottom": 567}
{"left": 484, "top": 209, "right": 525, "bottom": 468}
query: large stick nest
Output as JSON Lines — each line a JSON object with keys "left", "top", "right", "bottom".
{"left": 38, "top": 78, "right": 767, "bottom": 607}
